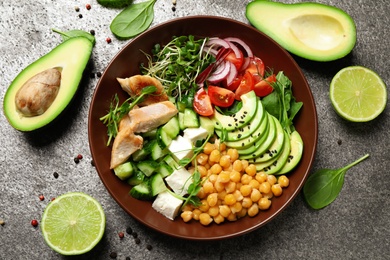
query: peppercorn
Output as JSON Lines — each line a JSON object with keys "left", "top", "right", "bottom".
{"left": 74, "top": 6, "right": 80, "bottom": 12}
{"left": 132, "top": 232, "right": 138, "bottom": 238}
{"left": 135, "top": 238, "right": 141, "bottom": 244}
{"left": 126, "top": 227, "right": 133, "bottom": 235}
{"left": 172, "top": 6, "right": 176, "bottom": 11}
{"left": 51, "top": 197, "right": 56, "bottom": 201}
{"left": 91, "top": 160, "right": 95, "bottom": 167}
{"left": 39, "top": 195, "right": 45, "bottom": 201}
{"left": 337, "top": 139, "right": 342, "bottom": 145}
{"left": 118, "top": 232, "right": 124, "bottom": 239}
{"left": 146, "top": 244, "right": 153, "bottom": 251}
{"left": 106, "top": 37, "right": 112, "bottom": 44}
{"left": 53, "top": 172, "right": 59, "bottom": 178}
{"left": 77, "top": 154, "right": 83, "bottom": 160}
{"left": 78, "top": 14, "right": 83, "bottom": 18}
{"left": 96, "top": 72, "right": 102, "bottom": 78}
{"left": 109, "top": 252, "right": 117, "bottom": 259}
{"left": 126, "top": 257, "right": 131, "bottom": 260}
{"left": 86, "top": 4, "right": 91, "bottom": 10}
{"left": 90, "top": 29, "right": 95, "bottom": 36}
{"left": 74, "top": 157, "right": 80, "bottom": 164}
{"left": 0, "top": 219, "right": 5, "bottom": 226}
{"left": 31, "top": 219, "right": 38, "bottom": 227}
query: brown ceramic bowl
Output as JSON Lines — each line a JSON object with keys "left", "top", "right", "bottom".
{"left": 88, "top": 16, "right": 318, "bottom": 240}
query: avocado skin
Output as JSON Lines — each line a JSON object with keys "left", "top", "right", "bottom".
{"left": 246, "top": 1, "right": 356, "bottom": 61}
{"left": 3, "top": 37, "right": 93, "bottom": 131}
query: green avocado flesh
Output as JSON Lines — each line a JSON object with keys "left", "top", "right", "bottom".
{"left": 3, "top": 37, "right": 93, "bottom": 131}
{"left": 246, "top": 1, "right": 356, "bottom": 61}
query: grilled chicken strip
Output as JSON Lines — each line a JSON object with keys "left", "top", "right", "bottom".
{"left": 110, "top": 128, "right": 143, "bottom": 169}
{"left": 117, "top": 75, "right": 168, "bottom": 106}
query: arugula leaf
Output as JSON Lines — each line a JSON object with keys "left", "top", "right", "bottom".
{"left": 52, "top": 28, "right": 96, "bottom": 45}
{"left": 110, "top": 0, "right": 156, "bottom": 39}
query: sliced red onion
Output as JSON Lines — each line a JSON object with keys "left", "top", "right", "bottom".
{"left": 205, "top": 38, "right": 230, "bottom": 50}
{"left": 240, "top": 57, "right": 251, "bottom": 72}
{"left": 207, "top": 61, "right": 231, "bottom": 84}
{"left": 226, "top": 41, "right": 243, "bottom": 59}
{"left": 203, "top": 46, "right": 218, "bottom": 56}
{"left": 225, "top": 61, "right": 238, "bottom": 86}
{"left": 224, "top": 37, "right": 253, "bottom": 57}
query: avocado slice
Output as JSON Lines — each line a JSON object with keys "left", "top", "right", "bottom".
{"left": 3, "top": 37, "right": 93, "bottom": 131}
{"left": 211, "top": 90, "right": 257, "bottom": 131}
{"left": 278, "top": 130, "right": 304, "bottom": 174}
{"left": 246, "top": 1, "right": 356, "bottom": 61}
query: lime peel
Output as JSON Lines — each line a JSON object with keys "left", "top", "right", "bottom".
{"left": 330, "top": 66, "right": 387, "bottom": 122}
{"left": 40, "top": 192, "right": 106, "bottom": 255}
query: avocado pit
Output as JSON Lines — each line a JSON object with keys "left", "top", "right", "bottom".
{"left": 288, "top": 14, "right": 345, "bottom": 51}
{"left": 15, "top": 68, "right": 61, "bottom": 117}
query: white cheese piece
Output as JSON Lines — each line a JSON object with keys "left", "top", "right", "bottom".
{"left": 165, "top": 167, "right": 192, "bottom": 196}
{"left": 168, "top": 135, "right": 193, "bottom": 161}
{"left": 152, "top": 191, "right": 183, "bottom": 220}
{"left": 183, "top": 127, "right": 209, "bottom": 144}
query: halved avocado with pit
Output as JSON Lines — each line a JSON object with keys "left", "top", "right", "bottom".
{"left": 3, "top": 37, "right": 93, "bottom": 131}
{"left": 246, "top": 1, "right": 356, "bottom": 61}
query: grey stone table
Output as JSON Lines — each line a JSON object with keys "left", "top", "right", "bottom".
{"left": 0, "top": 0, "right": 389, "bottom": 259}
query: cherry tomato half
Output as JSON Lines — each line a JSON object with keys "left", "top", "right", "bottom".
{"left": 226, "top": 75, "right": 242, "bottom": 91}
{"left": 253, "top": 74, "right": 276, "bottom": 97}
{"left": 224, "top": 49, "right": 244, "bottom": 71}
{"left": 193, "top": 88, "right": 214, "bottom": 116}
{"left": 208, "top": 86, "right": 235, "bottom": 108}
{"left": 235, "top": 71, "right": 254, "bottom": 100}
{"left": 245, "top": 56, "right": 265, "bottom": 78}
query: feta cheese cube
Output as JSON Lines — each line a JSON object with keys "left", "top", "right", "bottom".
{"left": 168, "top": 135, "right": 193, "bottom": 161}
{"left": 152, "top": 191, "right": 183, "bottom": 220}
{"left": 165, "top": 167, "right": 192, "bottom": 196}
{"left": 183, "top": 127, "right": 209, "bottom": 144}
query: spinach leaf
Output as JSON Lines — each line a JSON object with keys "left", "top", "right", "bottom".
{"left": 303, "top": 154, "right": 369, "bottom": 209}
{"left": 52, "top": 29, "right": 96, "bottom": 46}
{"left": 110, "top": 0, "right": 156, "bottom": 39}
{"left": 97, "top": 0, "right": 133, "bottom": 8}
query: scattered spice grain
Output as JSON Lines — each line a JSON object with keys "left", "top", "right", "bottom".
{"left": 146, "top": 244, "right": 153, "bottom": 251}
{"left": 118, "top": 231, "right": 124, "bottom": 239}
{"left": 74, "top": 6, "right": 80, "bottom": 12}
{"left": 53, "top": 172, "right": 59, "bottom": 178}
{"left": 126, "top": 227, "right": 133, "bottom": 235}
{"left": 96, "top": 72, "right": 102, "bottom": 78}
{"left": 106, "top": 37, "right": 112, "bottom": 44}
{"left": 90, "top": 29, "right": 95, "bottom": 36}
{"left": 337, "top": 139, "right": 342, "bottom": 145}
{"left": 86, "top": 4, "right": 91, "bottom": 10}
{"left": 78, "top": 14, "right": 83, "bottom": 18}
{"left": 109, "top": 252, "right": 117, "bottom": 259}
{"left": 31, "top": 219, "right": 38, "bottom": 227}
{"left": 135, "top": 238, "right": 141, "bottom": 244}
{"left": 132, "top": 232, "right": 138, "bottom": 238}
{"left": 0, "top": 219, "right": 5, "bottom": 226}
{"left": 91, "top": 160, "right": 95, "bottom": 167}
{"left": 39, "top": 195, "right": 45, "bottom": 201}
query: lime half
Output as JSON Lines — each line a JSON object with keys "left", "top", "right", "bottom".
{"left": 41, "top": 192, "right": 106, "bottom": 255}
{"left": 330, "top": 66, "right": 387, "bottom": 122}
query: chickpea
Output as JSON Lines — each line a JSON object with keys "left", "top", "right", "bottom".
{"left": 199, "top": 213, "right": 213, "bottom": 226}
{"left": 213, "top": 214, "right": 225, "bottom": 224}
{"left": 203, "top": 142, "right": 215, "bottom": 155}
{"left": 214, "top": 181, "right": 225, "bottom": 193}
{"left": 181, "top": 211, "right": 193, "bottom": 222}
{"left": 255, "top": 171, "right": 268, "bottom": 183}
{"left": 199, "top": 199, "right": 210, "bottom": 212}
{"left": 219, "top": 205, "right": 231, "bottom": 218}
{"left": 196, "top": 153, "right": 209, "bottom": 166}
{"left": 217, "top": 190, "right": 227, "bottom": 201}
{"left": 227, "top": 148, "right": 239, "bottom": 161}
{"left": 232, "top": 160, "right": 243, "bottom": 173}
{"left": 241, "top": 159, "right": 249, "bottom": 169}
{"left": 240, "top": 184, "right": 252, "bottom": 197}
{"left": 271, "top": 184, "right": 283, "bottom": 197}
{"left": 217, "top": 171, "right": 231, "bottom": 183}
{"left": 198, "top": 165, "right": 208, "bottom": 177}
{"left": 245, "top": 164, "right": 257, "bottom": 176}
{"left": 208, "top": 174, "right": 217, "bottom": 184}
{"left": 278, "top": 175, "right": 290, "bottom": 188}
{"left": 219, "top": 155, "right": 231, "bottom": 169}
{"left": 225, "top": 181, "right": 236, "bottom": 194}
{"left": 224, "top": 194, "right": 237, "bottom": 206}
{"left": 236, "top": 208, "right": 247, "bottom": 218}
{"left": 267, "top": 175, "right": 277, "bottom": 185}
{"left": 230, "top": 170, "right": 241, "bottom": 183}
{"left": 241, "top": 174, "right": 253, "bottom": 185}
{"left": 242, "top": 197, "right": 253, "bottom": 208}
{"left": 248, "top": 203, "right": 260, "bottom": 217}
{"left": 207, "top": 193, "right": 218, "bottom": 207}
{"left": 232, "top": 190, "right": 243, "bottom": 201}
{"left": 250, "top": 188, "right": 262, "bottom": 202}
{"left": 208, "top": 206, "right": 220, "bottom": 217}
{"left": 258, "top": 197, "right": 272, "bottom": 210}
{"left": 262, "top": 191, "right": 274, "bottom": 199}
{"left": 249, "top": 179, "right": 260, "bottom": 189}
{"left": 197, "top": 187, "right": 206, "bottom": 199}
{"left": 192, "top": 209, "right": 201, "bottom": 220}
{"left": 227, "top": 213, "right": 237, "bottom": 222}
{"left": 230, "top": 202, "right": 243, "bottom": 214}
{"left": 209, "top": 149, "right": 221, "bottom": 163}
{"left": 210, "top": 163, "right": 222, "bottom": 175}
{"left": 259, "top": 181, "right": 271, "bottom": 194}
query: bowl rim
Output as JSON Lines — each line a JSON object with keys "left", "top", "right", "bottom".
{"left": 88, "top": 15, "right": 318, "bottom": 240}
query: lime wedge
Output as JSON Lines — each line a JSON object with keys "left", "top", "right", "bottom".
{"left": 40, "top": 192, "right": 106, "bottom": 255}
{"left": 330, "top": 66, "right": 387, "bottom": 122}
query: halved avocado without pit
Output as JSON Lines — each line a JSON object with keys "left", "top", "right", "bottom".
{"left": 3, "top": 37, "right": 93, "bottom": 131}
{"left": 246, "top": 1, "right": 356, "bottom": 61}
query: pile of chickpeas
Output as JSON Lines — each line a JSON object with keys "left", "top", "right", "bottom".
{"left": 181, "top": 141, "right": 290, "bottom": 226}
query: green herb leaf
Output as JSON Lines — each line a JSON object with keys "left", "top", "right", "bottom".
{"left": 110, "top": 0, "right": 156, "bottom": 39}
{"left": 303, "top": 154, "right": 369, "bottom": 209}
{"left": 97, "top": 0, "right": 133, "bottom": 8}
{"left": 52, "top": 28, "right": 96, "bottom": 46}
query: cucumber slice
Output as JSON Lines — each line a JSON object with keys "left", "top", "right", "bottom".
{"left": 183, "top": 108, "right": 199, "bottom": 128}
{"left": 150, "top": 173, "right": 167, "bottom": 196}
{"left": 151, "top": 140, "right": 168, "bottom": 160}
{"left": 113, "top": 161, "right": 134, "bottom": 180}
{"left": 162, "top": 116, "right": 180, "bottom": 138}
{"left": 137, "top": 160, "right": 159, "bottom": 177}
{"left": 157, "top": 162, "right": 174, "bottom": 178}
{"left": 129, "top": 181, "right": 153, "bottom": 200}
{"left": 127, "top": 171, "right": 146, "bottom": 186}
{"left": 157, "top": 127, "right": 172, "bottom": 149}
